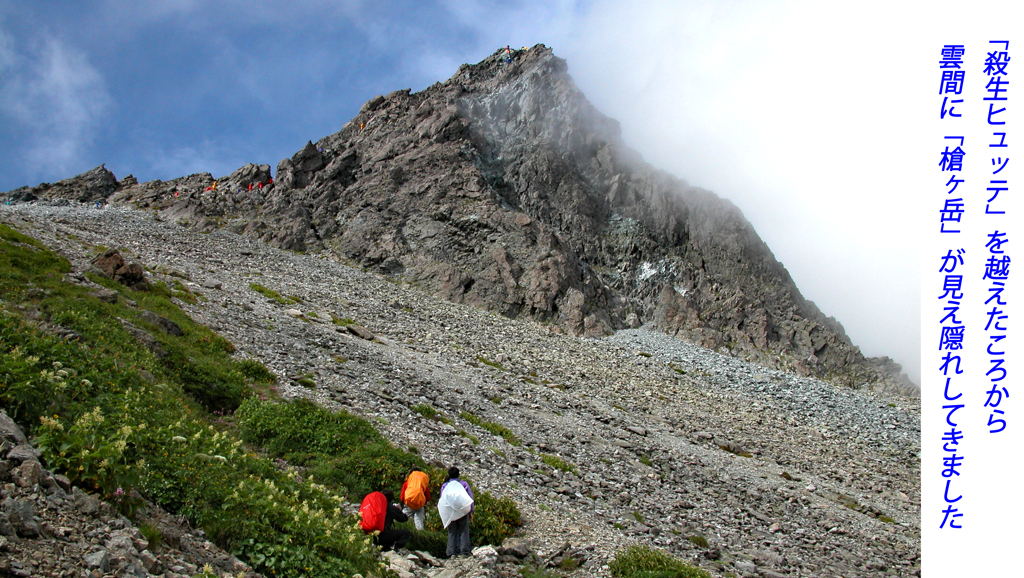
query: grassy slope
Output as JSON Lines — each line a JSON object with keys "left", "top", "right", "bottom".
{"left": 0, "top": 222, "right": 519, "bottom": 578}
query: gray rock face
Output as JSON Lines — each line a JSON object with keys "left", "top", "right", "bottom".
{"left": 83, "top": 549, "right": 111, "bottom": 572}
{"left": 0, "top": 410, "right": 28, "bottom": 445}
{"left": 3, "top": 164, "right": 119, "bottom": 204}
{"left": 5, "top": 499, "right": 41, "bottom": 538}
{"left": 7, "top": 45, "right": 914, "bottom": 394}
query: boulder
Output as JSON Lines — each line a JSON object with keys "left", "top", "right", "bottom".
{"left": 5, "top": 499, "right": 41, "bottom": 538}
{"left": 0, "top": 411, "right": 27, "bottom": 445}
{"left": 83, "top": 550, "right": 111, "bottom": 572}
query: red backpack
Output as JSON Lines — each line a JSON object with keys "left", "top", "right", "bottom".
{"left": 359, "top": 491, "right": 387, "bottom": 533}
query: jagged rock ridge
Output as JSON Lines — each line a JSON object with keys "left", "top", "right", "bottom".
{"left": 6, "top": 45, "right": 914, "bottom": 395}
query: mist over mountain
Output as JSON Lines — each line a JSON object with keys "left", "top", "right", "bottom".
{"left": 3, "top": 45, "right": 915, "bottom": 396}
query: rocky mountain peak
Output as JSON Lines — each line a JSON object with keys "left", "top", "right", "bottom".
{"left": 3, "top": 45, "right": 915, "bottom": 395}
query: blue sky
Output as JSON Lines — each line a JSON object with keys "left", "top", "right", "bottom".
{"left": 1, "top": 0, "right": 1018, "bottom": 389}
{"left": 0, "top": 0, "right": 578, "bottom": 185}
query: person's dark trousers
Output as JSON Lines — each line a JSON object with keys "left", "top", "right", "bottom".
{"left": 446, "top": 515, "right": 471, "bottom": 557}
{"left": 376, "top": 529, "right": 411, "bottom": 551}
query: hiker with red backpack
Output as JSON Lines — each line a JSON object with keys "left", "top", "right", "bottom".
{"left": 359, "top": 489, "right": 411, "bottom": 551}
{"left": 438, "top": 466, "right": 474, "bottom": 557}
{"left": 400, "top": 467, "right": 431, "bottom": 530}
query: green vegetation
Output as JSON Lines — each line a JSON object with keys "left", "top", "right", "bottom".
{"left": 879, "top": 515, "right": 895, "bottom": 524}
{"left": 236, "top": 398, "right": 423, "bottom": 498}
{"left": 637, "top": 351, "right": 652, "bottom": 358}
{"left": 718, "top": 444, "right": 753, "bottom": 458}
{"left": 331, "top": 315, "right": 356, "bottom": 327}
{"left": 476, "top": 356, "right": 506, "bottom": 371}
{"left": 237, "top": 358, "right": 276, "bottom": 384}
{"left": 608, "top": 545, "right": 712, "bottom": 578}
{"left": 541, "top": 453, "right": 578, "bottom": 474}
{"left": 458, "top": 430, "right": 480, "bottom": 445}
{"left": 412, "top": 403, "right": 438, "bottom": 419}
{"left": 640, "top": 455, "right": 653, "bottom": 467}
{"left": 248, "top": 282, "right": 299, "bottom": 305}
{"left": 0, "top": 223, "right": 521, "bottom": 577}
{"left": 559, "top": 557, "right": 581, "bottom": 571}
{"left": 412, "top": 403, "right": 454, "bottom": 425}
{"left": 139, "top": 523, "right": 163, "bottom": 551}
{"left": 631, "top": 511, "right": 644, "bottom": 524}
{"left": 688, "top": 535, "right": 709, "bottom": 548}
{"left": 519, "top": 564, "right": 559, "bottom": 578}
{"left": 460, "top": 411, "right": 521, "bottom": 446}
{"left": 170, "top": 279, "right": 197, "bottom": 304}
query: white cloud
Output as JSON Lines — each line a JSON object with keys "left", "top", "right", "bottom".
{"left": 0, "top": 29, "right": 111, "bottom": 179}
{"left": 139, "top": 139, "right": 248, "bottom": 182}
{"left": 553, "top": 0, "right": 929, "bottom": 384}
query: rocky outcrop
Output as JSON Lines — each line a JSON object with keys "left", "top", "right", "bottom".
{"left": 4, "top": 45, "right": 914, "bottom": 394}
{"left": 90, "top": 248, "right": 150, "bottom": 290}
{"left": 3, "top": 165, "right": 120, "bottom": 204}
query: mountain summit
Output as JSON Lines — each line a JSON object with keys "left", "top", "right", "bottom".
{"left": 5, "top": 44, "right": 914, "bottom": 395}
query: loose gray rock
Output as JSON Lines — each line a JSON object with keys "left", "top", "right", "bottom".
{"left": 6, "top": 499, "right": 41, "bottom": 538}
{"left": 5, "top": 444, "right": 40, "bottom": 464}
{"left": 83, "top": 549, "right": 111, "bottom": 572}
{"left": 140, "top": 310, "right": 184, "bottom": 336}
{"left": 0, "top": 410, "right": 27, "bottom": 445}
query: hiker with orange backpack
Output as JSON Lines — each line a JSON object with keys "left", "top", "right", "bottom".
{"left": 359, "top": 489, "right": 410, "bottom": 551}
{"left": 400, "top": 467, "right": 431, "bottom": 530}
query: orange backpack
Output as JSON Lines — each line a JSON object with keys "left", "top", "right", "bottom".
{"left": 402, "top": 471, "right": 430, "bottom": 510}
{"left": 359, "top": 491, "right": 387, "bottom": 533}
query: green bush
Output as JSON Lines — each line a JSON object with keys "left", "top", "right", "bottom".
{"left": 460, "top": 411, "right": 521, "bottom": 446}
{"left": 402, "top": 527, "right": 448, "bottom": 557}
{"left": 238, "top": 358, "right": 277, "bottom": 383}
{"left": 412, "top": 403, "right": 438, "bottom": 419}
{"left": 608, "top": 545, "right": 711, "bottom": 578}
{"left": 248, "top": 282, "right": 297, "bottom": 305}
{"left": 476, "top": 356, "right": 506, "bottom": 371}
{"left": 541, "top": 453, "right": 577, "bottom": 474}
{"left": 473, "top": 491, "right": 522, "bottom": 545}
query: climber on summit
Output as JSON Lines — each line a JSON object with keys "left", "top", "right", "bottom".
{"left": 505, "top": 45, "right": 512, "bottom": 63}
